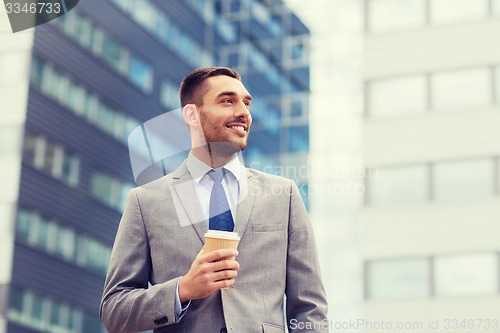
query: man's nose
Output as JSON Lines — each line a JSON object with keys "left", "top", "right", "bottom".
{"left": 234, "top": 101, "right": 250, "bottom": 118}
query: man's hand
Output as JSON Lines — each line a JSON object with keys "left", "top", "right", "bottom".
{"left": 178, "top": 249, "right": 239, "bottom": 303}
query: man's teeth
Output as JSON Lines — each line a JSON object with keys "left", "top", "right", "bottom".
{"left": 230, "top": 125, "right": 245, "bottom": 132}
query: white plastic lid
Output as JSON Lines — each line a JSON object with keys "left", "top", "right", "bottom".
{"left": 204, "top": 230, "right": 240, "bottom": 241}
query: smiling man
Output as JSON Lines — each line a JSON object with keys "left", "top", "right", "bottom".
{"left": 100, "top": 67, "right": 328, "bottom": 333}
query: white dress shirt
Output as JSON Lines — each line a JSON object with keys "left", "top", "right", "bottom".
{"left": 186, "top": 151, "right": 241, "bottom": 222}
{"left": 174, "top": 152, "right": 243, "bottom": 321}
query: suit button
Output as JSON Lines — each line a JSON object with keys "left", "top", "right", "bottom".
{"left": 220, "top": 328, "right": 228, "bottom": 333}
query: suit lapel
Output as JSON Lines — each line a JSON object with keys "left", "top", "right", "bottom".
{"left": 170, "top": 162, "right": 255, "bottom": 243}
{"left": 170, "top": 162, "right": 207, "bottom": 244}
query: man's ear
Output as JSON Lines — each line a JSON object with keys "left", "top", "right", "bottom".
{"left": 182, "top": 104, "right": 199, "bottom": 127}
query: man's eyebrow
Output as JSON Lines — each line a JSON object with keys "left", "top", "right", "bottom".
{"left": 216, "top": 91, "right": 253, "bottom": 100}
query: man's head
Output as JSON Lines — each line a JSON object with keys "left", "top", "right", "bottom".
{"left": 180, "top": 67, "right": 253, "bottom": 156}
{"left": 180, "top": 67, "right": 241, "bottom": 108}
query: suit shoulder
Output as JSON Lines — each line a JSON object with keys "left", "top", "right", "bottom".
{"left": 246, "top": 168, "right": 294, "bottom": 185}
{"left": 131, "top": 171, "right": 176, "bottom": 197}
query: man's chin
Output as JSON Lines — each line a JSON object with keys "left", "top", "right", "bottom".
{"left": 206, "top": 141, "right": 243, "bottom": 155}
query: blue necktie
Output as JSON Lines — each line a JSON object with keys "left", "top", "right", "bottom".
{"left": 208, "top": 169, "right": 234, "bottom": 232}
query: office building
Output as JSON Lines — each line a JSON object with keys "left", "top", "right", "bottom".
{"left": 0, "top": 0, "right": 310, "bottom": 332}
{"left": 362, "top": 0, "right": 500, "bottom": 330}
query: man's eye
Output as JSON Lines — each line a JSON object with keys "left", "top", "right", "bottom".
{"left": 222, "top": 99, "right": 233, "bottom": 104}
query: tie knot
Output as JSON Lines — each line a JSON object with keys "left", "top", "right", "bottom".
{"left": 208, "top": 169, "right": 224, "bottom": 183}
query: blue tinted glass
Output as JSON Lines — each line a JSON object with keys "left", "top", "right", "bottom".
{"left": 228, "top": 51, "right": 240, "bottom": 67}
{"left": 129, "top": 57, "right": 152, "bottom": 91}
{"left": 287, "top": 125, "right": 309, "bottom": 152}
{"left": 230, "top": 0, "right": 242, "bottom": 13}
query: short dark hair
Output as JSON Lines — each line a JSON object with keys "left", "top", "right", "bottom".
{"left": 179, "top": 67, "right": 241, "bottom": 107}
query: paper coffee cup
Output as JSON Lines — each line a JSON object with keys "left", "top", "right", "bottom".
{"left": 203, "top": 230, "right": 240, "bottom": 261}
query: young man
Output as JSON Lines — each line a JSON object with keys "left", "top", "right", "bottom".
{"left": 100, "top": 67, "right": 328, "bottom": 333}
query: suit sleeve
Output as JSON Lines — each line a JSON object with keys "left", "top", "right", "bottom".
{"left": 100, "top": 190, "right": 184, "bottom": 333}
{"left": 285, "top": 181, "right": 329, "bottom": 332}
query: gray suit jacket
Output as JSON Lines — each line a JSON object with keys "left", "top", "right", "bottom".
{"left": 100, "top": 161, "right": 328, "bottom": 333}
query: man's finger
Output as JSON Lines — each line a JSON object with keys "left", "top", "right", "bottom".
{"left": 202, "top": 249, "right": 238, "bottom": 263}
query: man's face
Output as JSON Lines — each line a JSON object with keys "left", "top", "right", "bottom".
{"left": 197, "top": 75, "right": 253, "bottom": 151}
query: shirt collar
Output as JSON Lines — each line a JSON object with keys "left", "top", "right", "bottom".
{"left": 186, "top": 151, "right": 242, "bottom": 183}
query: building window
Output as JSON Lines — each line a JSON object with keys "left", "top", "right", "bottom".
{"left": 367, "top": 75, "right": 427, "bottom": 117}
{"left": 56, "top": 226, "right": 76, "bottom": 261}
{"left": 216, "top": 19, "right": 237, "bottom": 43}
{"left": 30, "top": 57, "right": 142, "bottom": 146}
{"left": 23, "top": 132, "right": 80, "bottom": 187}
{"left": 434, "top": 253, "right": 498, "bottom": 297}
{"left": 429, "top": 0, "right": 488, "bottom": 24}
{"left": 287, "top": 125, "right": 309, "bottom": 153}
{"left": 160, "top": 80, "right": 180, "bottom": 110}
{"left": 366, "top": 258, "right": 430, "bottom": 300}
{"left": 129, "top": 56, "right": 153, "bottom": 93}
{"left": 432, "top": 68, "right": 491, "bottom": 111}
{"left": 433, "top": 158, "right": 494, "bottom": 201}
{"left": 53, "top": 11, "right": 153, "bottom": 93}
{"left": 262, "top": 101, "right": 281, "bottom": 136}
{"left": 109, "top": 0, "right": 209, "bottom": 67}
{"left": 284, "top": 37, "right": 308, "bottom": 65}
{"left": 90, "top": 171, "right": 134, "bottom": 211}
{"left": 367, "top": 165, "right": 429, "bottom": 206}
{"left": 290, "top": 95, "right": 307, "bottom": 119}
{"left": 7, "top": 287, "right": 88, "bottom": 333}
{"left": 16, "top": 208, "right": 111, "bottom": 276}
{"left": 367, "top": 0, "right": 426, "bottom": 32}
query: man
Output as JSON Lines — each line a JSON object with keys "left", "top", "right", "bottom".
{"left": 100, "top": 67, "right": 328, "bottom": 333}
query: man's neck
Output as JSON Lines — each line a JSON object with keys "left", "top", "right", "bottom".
{"left": 191, "top": 144, "right": 238, "bottom": 169}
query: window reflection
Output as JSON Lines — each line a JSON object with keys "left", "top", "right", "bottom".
{"left": 430, "top": 0, "right": 488, "bottom": 23}
{"left": 367, "top": 0, "right": 425, "bottom": 32}
{"left": 367, "top": 258, "right": 430, "bottom": 300}
{"left": 433, "top": 158, "right": 494, "bottom": 201}
{"left": 367, "top": 165, "right": 428, "bottom": 206}
{"left": 435, "top": 253, "right": 498, "bottom": 297}
{"left": 368, "top": 75, "right": 427, "bottom": 117}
